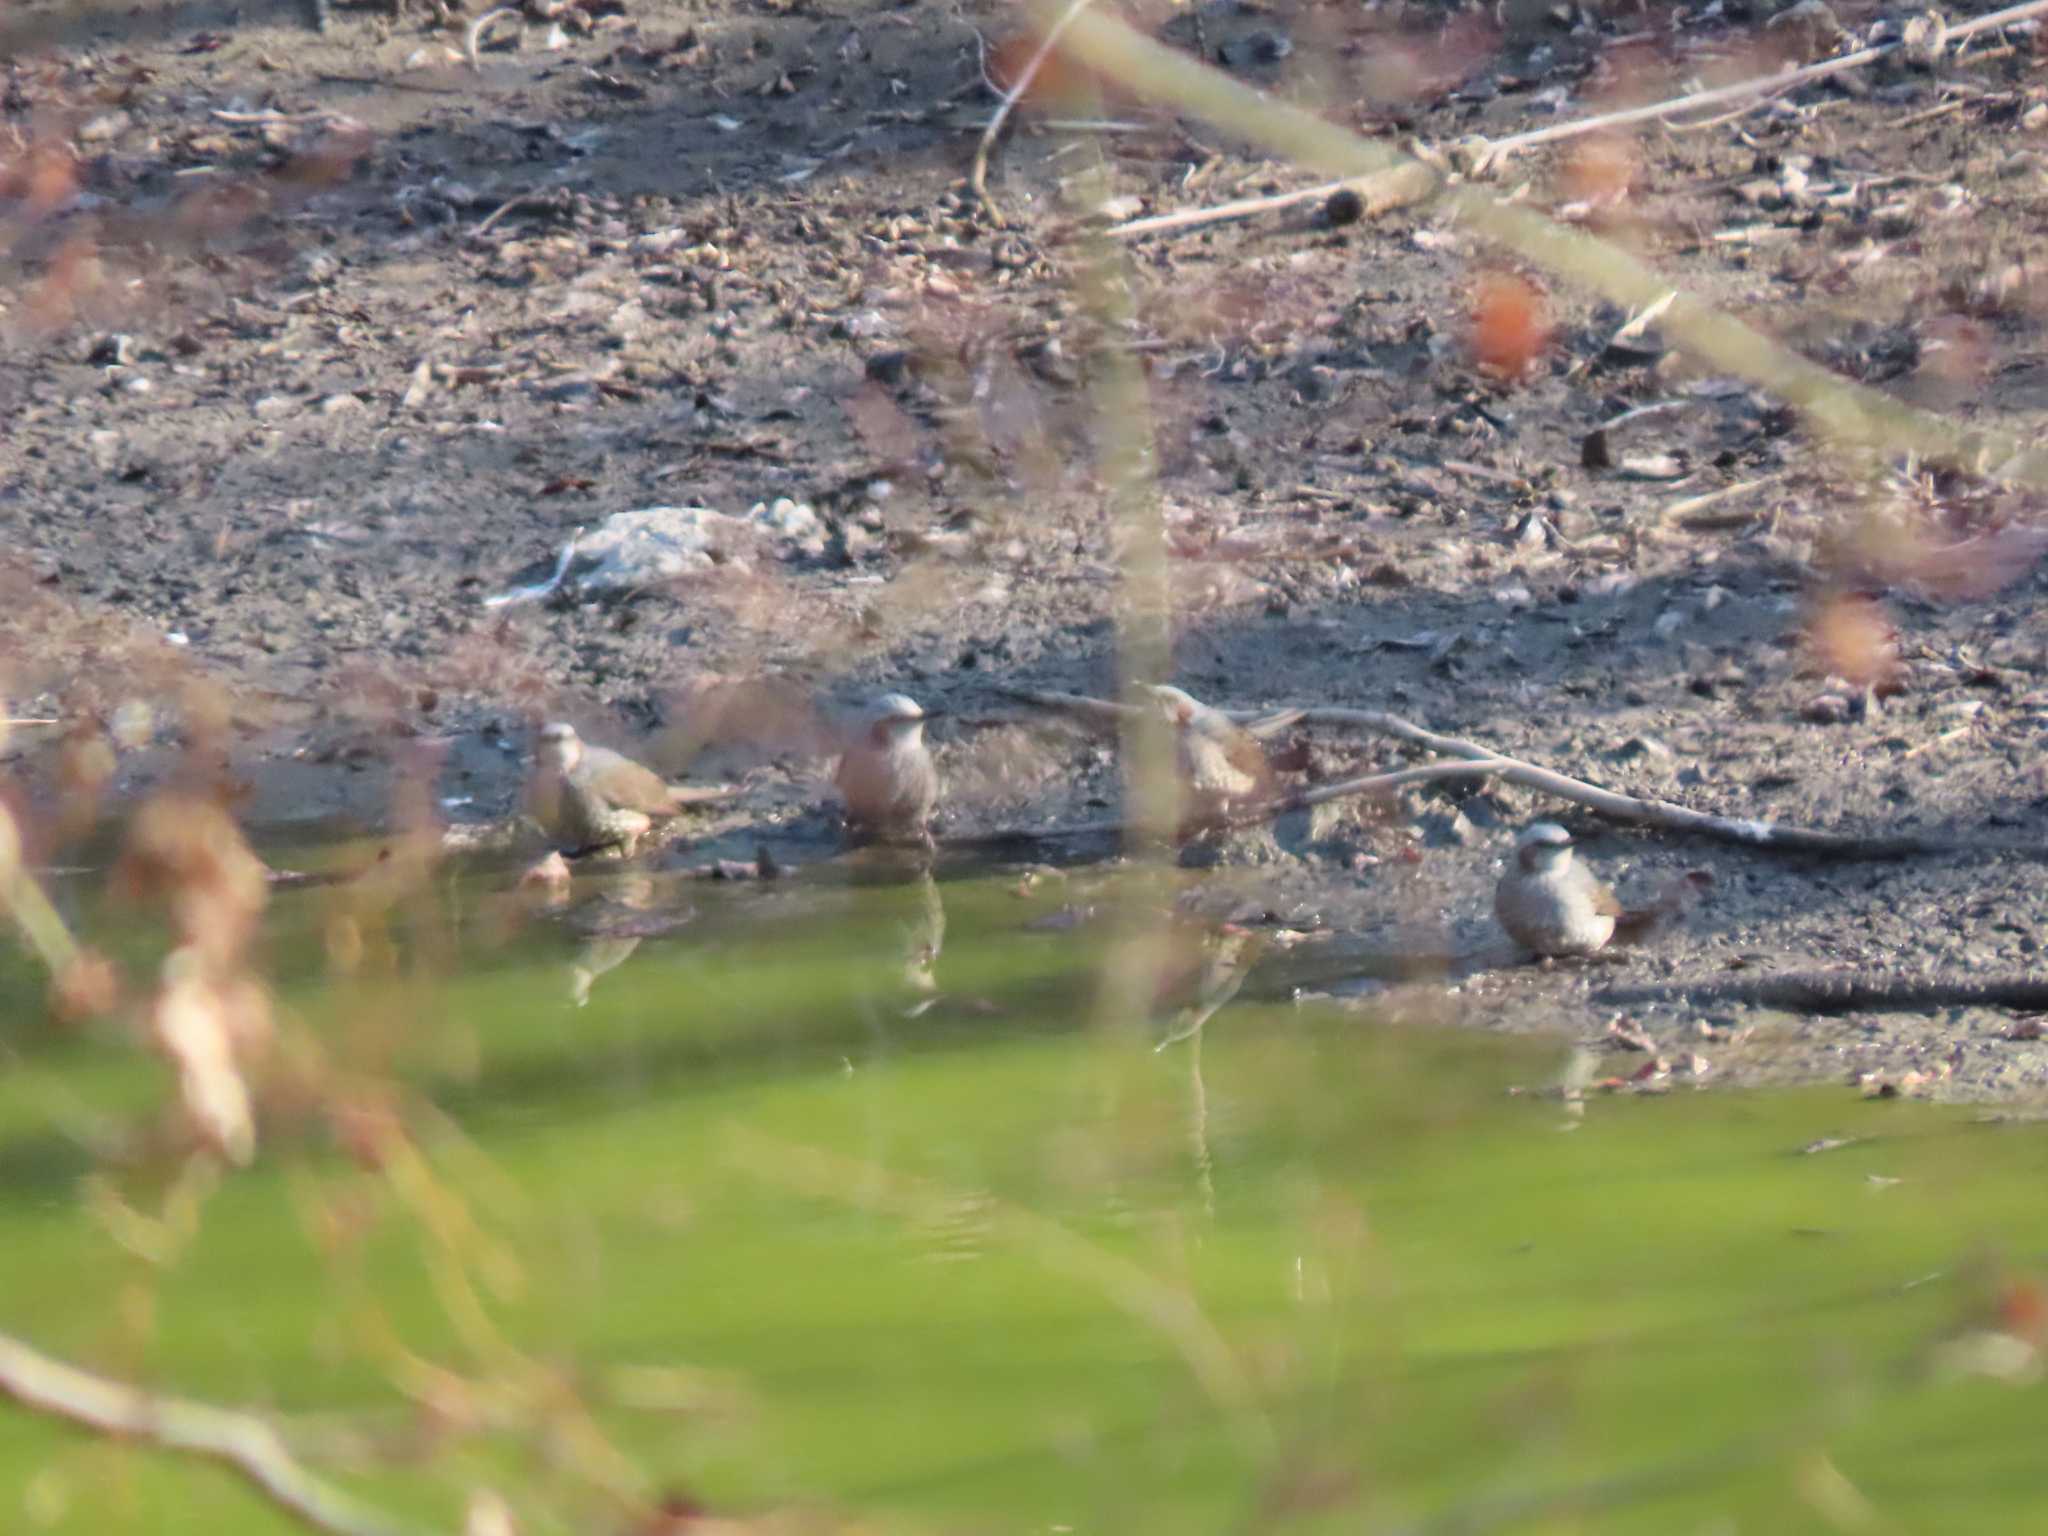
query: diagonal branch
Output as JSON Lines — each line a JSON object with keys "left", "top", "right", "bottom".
{"left": 1280, "top": 707, "right": 1952, "bottom": 857}
{"left": 998, "top": 688, "right": 1975, "bottom": 857}
{"left": 0, "top": 1330, "right": 435, "bottom": 1536}
{"left": 1107, "top": 0, "right": 2048, "bottom": 241}
{"left": 1045, "top": 0, "right": 2048, "bottom": 492}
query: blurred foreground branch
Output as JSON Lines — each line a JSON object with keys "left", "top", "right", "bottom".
{"left": 1110, "top": 0, "right": 2048, "bottom": 239}
{"left": 971, "top": 0, "right": 1099, "bottom": 216}
{"left": 1046, "top": 2, "right": 2048, "bottom": 490}
{"left": 0, "top": 1329, "right": 433, "bottom": 1536}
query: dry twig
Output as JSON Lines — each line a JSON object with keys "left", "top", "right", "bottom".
{"left": 1280, "top": 707, "right": 1953, "bottom": 858}
{"left": 969, "top": 0, "right": 1100, "bottom": 220}
{"left": 1001, "top": 689, "right": 1972, "bottom": 858}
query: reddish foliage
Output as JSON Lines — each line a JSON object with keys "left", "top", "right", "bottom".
{"left": 987, "top": 34, "right": 1119, "bottom": 114}
{"left": 1470, "top": 271, "right": 1550, "bottom": 381}
{"left": 1807, "top": 593, "right": 1899, "bottom": 689}
{"left": 1999, "top": 1277, "right": 2048, "bottom": 1347}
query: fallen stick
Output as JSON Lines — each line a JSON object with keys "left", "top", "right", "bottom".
{"left": 996, "top": 684, "right": 1141, "bottom": 729}
{"left": 1226, "top": 759, "right": 1516, "bottom": 827}
{"left": 1280, "top": 707, "right": 1954, "bottom": 858}
{"left": 1108, "top": 161, "right": 1437, "bottom": 241}
{"left": 999, "top": 689, "right": 1965, "bottom": 858}
{"left": 1106, "top": 0, "right": 2048, "bottom": 242}
{"left": 969, "top": 0, "right": 1100, "bottom": 220}
{"left": 464, "top": 6, "right": 518, "bottom": 70}
{"left": 1595, "top": 972, "right": 2048, "bottom": 1015}
{"left": 0, "top": 1330, "right": 429, "bottom": 1536}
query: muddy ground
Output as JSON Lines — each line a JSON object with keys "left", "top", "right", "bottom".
{"left": 6, "top": 0, "right": 2048, "bottom": 1097}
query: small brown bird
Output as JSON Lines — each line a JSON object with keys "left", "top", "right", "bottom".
{"left": 528, "top": 722, "right": 732, "bottom": 856}
{"left": 1494, "top": 822, "right": 1707, "bottom": 958}
{"left": 833, "top": 693, "right": 940, "bottom": 844}
{"left": 1143, "top": 685, "right": 1301, "bottom": 827}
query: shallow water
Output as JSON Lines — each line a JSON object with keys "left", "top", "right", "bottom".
{"left": 1, "top": 854, "right": 2044, "bottom": 1535}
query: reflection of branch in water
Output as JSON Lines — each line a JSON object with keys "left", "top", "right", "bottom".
{"left": 726, "top": 1126, "right": 1274, "bottom": 1458}
{"left": 570, "top": 936, "right": 642, "bottom": 1008}
{"left": 1187, "top": 1029, "right": 1215, "bottom": 1220}
{"left": 0, "top": 1330, "right": 426, "bottom": 1536}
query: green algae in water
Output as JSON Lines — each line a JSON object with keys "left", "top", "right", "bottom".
{"left": 0, "top": 868, "right": 2044, "bottom": 1535}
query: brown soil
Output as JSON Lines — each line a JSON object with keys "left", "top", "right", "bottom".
{"left": 7, "top": 0, "right": 2048, "bottom": 1097}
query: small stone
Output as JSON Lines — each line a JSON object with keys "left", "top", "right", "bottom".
{"left": 253, "top": 394, "right": 297, "bottom": 421}
{"left": 76, "top": 110, "right": 130, "bottom": 144}
{"left": 1613, "top": 733, "right": 1673, "bottom": 762}
{"left": 85, "top": 332, "right": 135, "bottom": 366}
{"left": 1802, "top": 693, "right": 1852, "bottom": 724}
{"left": 865, "top": 350, "right": 913, "bottom": 385}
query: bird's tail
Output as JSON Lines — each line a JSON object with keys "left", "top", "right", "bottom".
{"left": 1611, "top": 870, "right": 1713, "bottom": 946}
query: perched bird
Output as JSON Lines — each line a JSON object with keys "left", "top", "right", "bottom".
{"left": 1144, "top": 685, "right": 1302, "bottom": 828}
{"left": 1494, "top": 822, "right": 1707, "bottom": 958}
{"left": 528, "top": 722, "right": 732, "bottom": 856}
{"left": 834, "top": 694, "right": 940, "bottom": 844}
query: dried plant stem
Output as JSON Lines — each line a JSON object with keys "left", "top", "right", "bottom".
{"left": 1046, "top": 2, "right": 2048, "bottom": 491}
{"left": 969, "top": 0, "right": 1099, "bottom": 220}
{"left": 0, "top": 1330, "right": 430, "bottom": 1536}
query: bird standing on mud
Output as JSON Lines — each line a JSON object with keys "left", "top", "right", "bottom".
{"left": 1144, "top": 684, "right": 1301, "bottom": 828}
{"left": 528, "top": 722, "right": 731, "bottom": 856}
{"left": 1494, "top": 822, "right": 1706, "bottom": 958}
{"left": 834, "top": 693, "right": 940, "bottom": 846}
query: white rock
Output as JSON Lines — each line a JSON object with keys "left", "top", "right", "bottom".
{"left": 573, "top": 506, "right": 728, "bottom": 594}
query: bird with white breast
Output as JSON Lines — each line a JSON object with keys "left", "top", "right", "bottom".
{"left": 834, "top": 693, "right": 940, "bottom": 846}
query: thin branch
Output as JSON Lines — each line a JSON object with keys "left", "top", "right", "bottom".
{"left": 1279, "top": 708, "right": 1953, "bottom": 858}
{"left": 0, "top": 1330, "right": 432, "bottom": 1536}
{"left": 944, "top": 759, "right": 1512, "bottom": 848}
{"left": 1107, "top": 161, "right": 1436, "bottom": 241}
{"left": 999, "top": 689, "right": 1970, "bottom": 858}
{"left": 1227, "top": 759, "right": 1518, "bottom": 826}
{"left": 969, "top": 0, "right": 1100, "bottom": 220}
{"left": 464, "top": 6, "right": 518, "bottom": 70}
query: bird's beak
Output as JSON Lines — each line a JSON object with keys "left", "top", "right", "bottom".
{"left": 916, "top": 709, "right": 946, "bottom": 722}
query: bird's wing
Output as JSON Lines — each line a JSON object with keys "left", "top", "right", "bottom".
{"left": 663, "top": 783, "right": 743, "bottom": 806}
{"left": 1242, "top": 708, "right": 1306, "bottom": 741}
{"left": 586, "top": 746, "right": 687, "bottom": 814}
{"left": 1586, "top": 874, "right": 1626, "bottom": 919}
{"left": 1221, "top": 730, "right": 1274, "bottom": 795}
